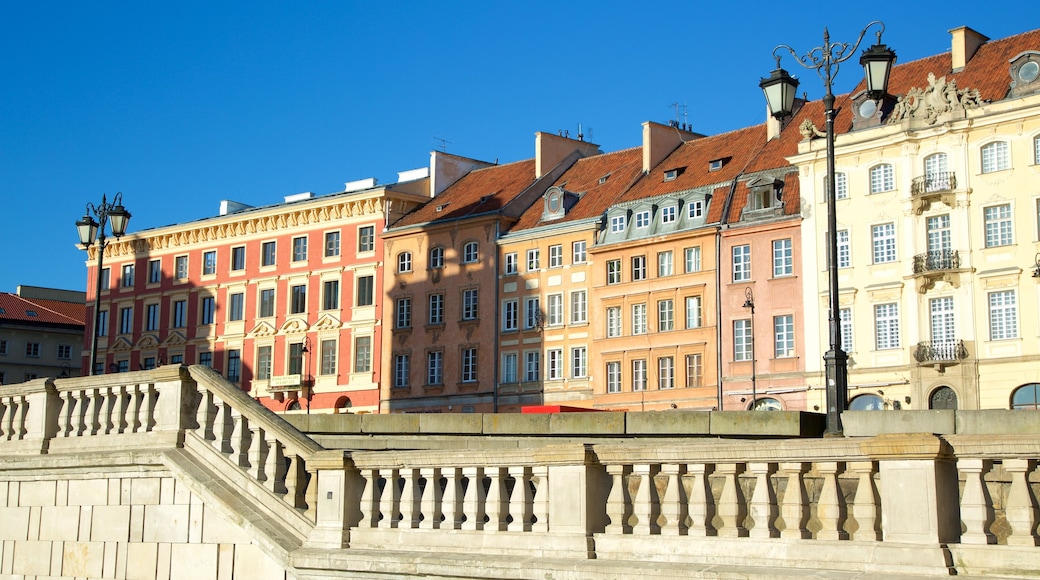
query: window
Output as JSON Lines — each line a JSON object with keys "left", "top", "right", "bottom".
{"left": 324, "top": 231, "right": 340, "bottom": 257}
{"left": 100, "top": 268, "right": 110, "bottom": 290}
{"left": 688, "top": 200, "right": 704, "bottom": 218}
{"left": 320, "top": 340, "right": 336, "bottom": 375}
{"left": 229, "top": 293, "right": 244, "bottom": 321}
{"left": 837, "top": 230, "right": 851, "bottom": 268}
{"left": 395, "top": 297, "right": 412, "bottom": 328}
{"left": 524, "top": 297, "right": 541, "bottom": 329}
{"left": 606, "top": 362, "right": 622, "bottom": 393}
{"left": 984, "top": 204, "right": 1013, "bottom": 247}
{"left": 685, "top": 354, "right": 703, "bottom": 387}
{"left": 200, "top": 251, "right": 216, "bottom": 275}
{"left": 122, "top": 264, "right": 135, "bottom": 287}
{"left": 989, "top": 290, "right": 1018, "bottom": 340}
{"left": 172, "top": 301, "right": 186, "bottom": 327}
{"left": 773, "top": 239, "right": 793, "bottom": 277}
{"left": 732, "top": 245, "right": 751, "bottom": 281}
{"left": 869, "top": 164, "right": 894, "bottom": 193}
{"left": 461, "top": 347, "right": 478, "bottom": 382}
{"left": 429, "top": 247, "right": 444, "bottom": 269}
{"left": 610, "top": 215, "right": 625, "bottom": 233}
{"left": 259, "top": 289, "right": 275, "bottom": 318}
{"left": 356, "top": 276, "right": 374, "bottom": 306}
{"left": 1035, "top": 136, "right": 1040, "bottom": 165}
{"left": 57, "top": 344, "right": 71, "bottom": 360}
{"left": 549, "top": 245, "right": 563, "bottom": 268}
{"left": 658, "top": 357, "right": 675, "bottom": 389}
{"left": 840, "top": 308, "right": 853, "bottom": 352}
{"left": 981, "top": 141, "right": 1010, "bottom": 173}
{"left": 632, "top": 303, "right": 647, "bottom": 335}
{"left": 120, "top": 307, "right": 133, "bottom": 334}
{"left": 257, "top": 346, "right": 272, "bottom": 380}
{"left": 0, "top": 339, "right": 5, "bottom": 355}
{"left": 661, "top": 206, "right": 677, "bottom": 224}
{"left": 462, "top": 288, "right": 479, "bottom": 320}
{"left": 503, "top": 299, "right": 518, "bottom": 331}
{"left": 1011, "top": 384, "right": 1040, "bottom": 410}
{"left": 685, "top": 296, "right": 702, "bottom": 329}
{"left": 872, "top": 223, "right": 896, "bottom": 263}
{"left": 504, "top": 252, "right": 518, "bottom": 275}
{"left": 658, "top": 299, "right": 674, "bottom": 332}
{"left": 547, "top": 294, "right": 563, "bottom": 326}
{"left": 354, "top": 336, "right": 372, "bottom": 373}
{"left": 607, "top": 260, "right": 622, "bottom": 284}
{"left": 572, "top": 241, "right": 587, "bottom": 264}
{"left": 658, "top": 251, "right": 673, "bottom": 277}
{"left": 632, "top": 359, "right": 647, "bottom": 391}
{"left": 290, "top": 237, "right": 307, "bottom": 262}
{"left": 524, "top": 351, "right": 540, "bottom": 382}
{"left": 397, "top": 252, "right": 412, "bottom": 273}
{"left": 286, "top": 342, "right": 303, "bottom": 375}
{"left": 25, "top": 342, "right": 40, "bottom": 357}
{"left": 632, "top": 255, "right": 647, "bottom": 280}
{"left": 146, "top": 303, "right": 159, "bottom": 331}
{"left": 875, "top": 303, "right": 900, "bottom": 350}
{"left": 322, "top": 280, "right": 339, "bottom": 310}
{"left": 734, "top": 319, "right": 752, "bottom": 361}
{"left": 148, "top": 259, "right": 162, "bottom": 283}
{"left": 635, "top": 210, "right": 651, "bottom": 228}
{"left": 358, "top": 226, "right": 375, "bottom": 252}
{"left": 227, "top": 350, "right": 241, "bottom": 382}
{"left": 570, "top": 291, "right": 587, "bottom": 324}
{"left": 527, "top": 249, "right": 540, "bottom": 271}
{"left": 290, "top": 285, "right": 307, "bottom": 314}
{"left": 924, "top": 153, "right": 950, "bottom": 192}
{"left": 428, "top": 294, "right": 444, "bottom": 325}
{"left": 685, "top": 247, "right": 701, "bottom": 273}
{"left": 394, "top": 354, "right": 410, "bottom": 387}
{"left": 175, "top": 257, "right": 188, "bottom": 280}
{"left": 930, "top": 296, "right": 955, "bottom": 344}
{"left": 228, "top": 246, "right": 245, "bottom": 271}
{"left": 501, "top": 353, "right": 518, "bottom": 383}
{"left": 774, "top": 314, "right": 795, "bottom": 358}
{"left": 97, "top": 309, "right": 109, "bottom": 337}
{"left": 571, "top": 347, "right": 587, "bottom": 378}
{"left": 462, "top": 241, "right": 478, "bottom": 263}
{"left": 829, "top": 172, "right": 848, "bottom": 200}
{"left": 142, "top": 357, "right": 156, "bottom": 371}
{"left": 606, "top": 306, "right": 622, "bottom": 337}
{"left": 261, "top": 242, "right": 276, "bottom": 267}
{"left": 546, "top": 349, "right": 563, "bottom": 380}
{"left": 170, "top": 354, "right": 183, "bottom": 365}
{"left": 198, "top": 352, "right": 212, "bottom": 368}
{"left": 200, "top": 297, "right": 215, "bottom": 324}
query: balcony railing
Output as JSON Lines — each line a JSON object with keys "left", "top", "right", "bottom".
{"left": 911, "top": 171, "right": 957, "bottom": 196}
{"left": 912, "top": 249, "right": 960, "bottom": 274}
{"left": 914, "top": 340, "right": 968, "bottom": 363}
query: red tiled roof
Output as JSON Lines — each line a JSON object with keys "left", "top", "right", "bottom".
{"left": 0, "top": 293, "right": 85, "bottom": 327}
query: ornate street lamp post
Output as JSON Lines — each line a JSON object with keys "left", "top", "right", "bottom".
{"left": 760, "top": 22, "right": 896, "bottom": 434}
{"left": 743, "top": 287, "right": 757, "bottom": 410}
{"left": 76, "top": 193, "right": 132, "bottom": 375}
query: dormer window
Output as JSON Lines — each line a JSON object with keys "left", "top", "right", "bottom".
{"left": 688, "top": 200, "right": 704, "bottom": 218}
{"left": 745, "top": 178, "right": 785, "bottom": 213}
{"left": 663, "top": 167, "right": 686, "bottom": 181}
{"left": 634, "top": 210, "right": 651, "bottom": 228}
{"left": 609, "top": 214, "right": 626, "bottom": 233}
{"left": 1010, "top": 51, "right": 1040, "bottom": 98}
{"left": 661, "top": 206, "right": 677, "bottom": 224}
{"left": 709, "top": 158, "right": 725, "bottom": 171}
{"left": 598, "top": 173, "right": 611, "bottom": 184}
{"left": 541, "top": 186, "right": 571, "bottom": 221}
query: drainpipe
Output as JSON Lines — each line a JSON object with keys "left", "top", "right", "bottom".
{"left": 715, "top": 174, "right": 743, "bottom": 410}
{"left": 493, "top": 220, "right": 501, "bottom": 413}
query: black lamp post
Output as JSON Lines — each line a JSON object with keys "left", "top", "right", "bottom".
{"left": 760, "top": 22, "right": 896, "bottom": 434}
{"left": 76, "top": 193, "right": 132, "bottom": 375}
{"left": 743, "top": 287, "right": 757, "bottom": 410}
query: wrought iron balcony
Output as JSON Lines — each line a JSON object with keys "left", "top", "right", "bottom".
{"left": 913, "top": 340, "right": 968, "bottom": 363}
{"left": 912, "top": 250, "right": 964, "bottom": 293}
{"left": 911, "top": 171, "right": 956, "bottom": 196}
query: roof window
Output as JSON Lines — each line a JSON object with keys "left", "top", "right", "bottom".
{"left": 26, "top": 310, "right": 37, "bottom": 317}
{"left": 664, "top": 167, "right": 685, "bottom": 181}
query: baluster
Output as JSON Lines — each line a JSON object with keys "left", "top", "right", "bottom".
{"left": 115, "top": 385, "right": 129, "bottom": 433}
{"left": 1005, "top": 459, "right": 1039, "bottom": 546}
{"left": 658, "top": 464, "right": 686, "bottom": 535}
{"left": 604, "top": 464, "right": 630, "bottom": 534}
{"left": 15, "top": 395, "right": 29, "bottom": 439}
{"left": 56, "top": 392, "right": 71, "bottom": 437}
{"left": 507, "top": 466, "right": 532, "bottom": 532}
{"left": 214, "top": 398, "right": 233, "bottom": 454}
{"left": 816, "top": 462, "right": 848, "bottom": 540}
{"left": 441, "top": 468, "right": 463, "bottom": 530}
{"left": 419, "top": 467, "right": 440, "bottom": 529}
{"left": 715, "top": 463, "right": 747, "bottom": 538}
{"left": 230, "top": 410, "right": 249, "bottom": 468}
{"left": 247, "top": 426, "right": 267, "bottom": 482}
{"left": 102, "top": 386, "right": 117, "bottom": 434}
{"left": 780, "top": 462, "right": 810, "bottom": 539}
{"left": 0, "top": 396, "right": 8, "bottom": 440}
{"left": 684, "top": 463, "right": 715, "bottom": 537}
{"left": 87, "top": 388, "right": 103, "bottom": 435}
{"left": 358, "top": 468, "right": 381, "bottom": 528}
{"left": 631, "top": 464, "right": 659, "bottom": 535}
{"left": 530, "top": 465, "right": 548, "bottom": 533}
{"left": 461, "top": 467, "right": 485, "bottom": 531}
{"left": 377, "top": 468, "right": 400, "bottom": 529}
{"left": 959, "top": 459, "right": 995, "bottom": 544}
{"left": 143, "top": 383, "right": 158, "bottom": 431}
{"left": 285, "top": 454, "right": 308, "bottom": 510}
{"left": 399, "top": 468, "right": 420, "bottom": 529}
{"left": 76, "top": 390, "right": 90, "bottom": 436}
{"left": 747, "top": 462, "right": 778, "bottom": 538}
{"left": 264, "top": 437, "right": 288, "bottom": 494}
{"left": 196, "top": 388, "right": 215, "bottom": 441}
{"left": 848, "top": 461, "right": 881, "bottom": 542}
{"left": 485, "top": 467, "right": 507, "bottom": 531}
{"left": 127, "top": 384, "right": 143, "bottom": 433}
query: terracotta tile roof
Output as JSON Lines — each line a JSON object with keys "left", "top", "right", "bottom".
{"left": 391, "top": 159, "right": 537, "bottom": 228}
{"left": 0, "top": 293, "right": 85, "bottom": 327}
{"left": 508, "top": 147, "right": 644, "bottom": 232}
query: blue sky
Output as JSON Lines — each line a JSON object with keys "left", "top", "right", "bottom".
{"left": 0, "top": 1, "right": 1026, "bottom": 294}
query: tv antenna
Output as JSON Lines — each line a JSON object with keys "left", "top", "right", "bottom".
{"left": 433, "top": 137, "right": 451, "bottom": 152}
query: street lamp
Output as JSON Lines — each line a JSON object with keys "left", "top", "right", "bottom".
{"left": 76, "top": 193, "right": 132, "bottom": 375}
{"left": 743, "top": 287, "right": 757, "bottom": 410}
{"left": 760, "top": 22, "right": 896, "bottom": 434}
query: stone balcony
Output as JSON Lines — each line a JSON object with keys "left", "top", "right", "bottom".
{"left": 914, "top": 339, "right": 969, "bottom": 370}
{"left": 911, "top": 249, "right": 969, "bottom": 292}
{"left": 911, "top": 171, "right": 958, "bottom": 214}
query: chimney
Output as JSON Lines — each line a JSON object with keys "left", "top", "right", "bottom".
{"left": 642, "top": 121, "right": 694, "bottom": 172}
{"left": 950, "top": 26, "right": 989, "bottom": 71}
{"left": 430, "top": 151, "right": 494, "bottom": 196}
{"left": 535, "top": 132, "right": 600, "bottom": 178}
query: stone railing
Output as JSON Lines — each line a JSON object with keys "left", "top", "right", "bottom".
{"left": 914, "top": 339, "right": 969, "bottom": 363}
{"left": 911, "top": 171, "right": 957, "bottom": 195}
{"left": 912, "top": 249, "right": 960, "bottom": 273}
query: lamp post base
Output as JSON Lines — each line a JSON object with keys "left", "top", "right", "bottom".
{"left": 824, "top": 348, "right": 849, "bottom": 435}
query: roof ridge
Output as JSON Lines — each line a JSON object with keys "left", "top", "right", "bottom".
{"left": 467, "top": 157, "right": 534, "bottom": 173}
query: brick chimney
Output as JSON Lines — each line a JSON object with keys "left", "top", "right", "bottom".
{"left": 642, "top": 121, "right": 700, "bottom": 172}
{"left": 535, "top": 132, "right": 601, "bottom": 178}
{"left": 950, "top": 26, "right": 989, "bottom": 72}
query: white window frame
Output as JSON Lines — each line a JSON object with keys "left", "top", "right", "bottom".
{"left": 606, "top": 306, "right": 622, "bottom": 337}
{"left": 501, "top": 352, "right": 518, "bottom": 383}
{"left": 658, "top": 357, "right": 675, "bottom": 389}
{"left": 504, "top": 252, "right": 518, "bottom": 275}
{"left": 688, "top": 200, "right": 704, "bottom": 218}
{"left": 869, "top": 163, "right": 894, "bottom": 194}
{"left": 547, "top": 293, "right": 564, "bottom": 326}
{"left": 606, "top": 361, "right": 621, "bottom": 393}
{"left": 658, "top": 299, "right": 674, "bottom": 332}
{"left": 632, "top": 359, "right": 647, "bottom": 391}
{"left": 461, "top": 347, "right": 478, "bottom": 383}
{"left": 732, "top": 245, "right": 751, "bottom": 282}
{"left": 658, "top": 251, "right": 673, "bottom": 277}
{"left": 734, "top": 319, "right": 752, "bottom": 361}
{"left": 607, "top": 260, "right": 622, "bottom": 284}
{"left": 685, "top": 296, "right": 702, "bottom": 329}
{"left": 397, "top": 251, "right": 412, "bottom": 273}
{"left": 772, "top": 239, "right": 793, "bottom": 277}
{"left": 984, "top": 204, "right": 1013, "bottom": 247}
{"left": 395, "top": 297, "right": 411, "bottom": 328}
{"left": 524, "top": 351, "right": 540, "bottom": 382}
{"left": 394, "top": 354, "right": 410, "bottom": 387}
{"left": 571, "top": 347, "right": 587, "bottom": 379}
{"left": 685, "top": 246, "right": 701, "bottom": 273}
{"left": 549, "top": 245, "right": 563, "bottom": 268}
{"left": 988, "top": 290, "right": 1018, "bottom": 340}
{"left": 631, "top": 255, "right": 647, "bottom": 280}
{"left": 572, "top": 241, "right": 587, "bottom": 264}
{"left": 610, "top": 215, "right": 625, "bottom": 233}
{"left": 570, "top": 290, "right": 587, "bottom": 324}
{"left": 462, "top": 288, "right": 479, "bottom": 321}
{"left": 634, "top": 210, "right": 651, "bottom": 228}
{"left": 524, "top": 296, "right": 541, "bottom": 329}
{"left": 526, "top": 249, "right": 540, "bottom": 271}
{"left": 981, "top": 141, "right": 1010, "bottom": 173}
{"left": 874, "top": 303, "right": 900, "bottom": 350}
{"left": 462, "top": 241, "right": 479, "bottom": 263}
{"left": 503, "top": 299, "right": 518, "bottom": 332}
{"left": 661, "top": 206, "right": 677, "bottom": 224}
{"left": 872, "top": 223, "right": 897, "bottom": 264}
{"left": 632, "top": 303, "right": 647, "bottom": 335}
{"left": 546, "top": 348, "right": 564, "bottom": 380}
{"left": 774, "top": 314, "right": 795, "bottom": 358}
{"left": 837, "top": 230, "right": 851, "bottom": 268}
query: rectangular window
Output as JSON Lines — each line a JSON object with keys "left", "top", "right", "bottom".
{"left": 142, "top": 357, "right": 156, "bottom": 370}
{"left": 122, "top": 264, "right": 135, "bottom": 287}
{"left": 120, "top": 307, "right": 133, "bottom": 334}
{"left": 685, "top": 296, "right": 702, "bottom": 329}
{"left": 610, "top": 215, "right": 625, "bottom": 232}
{"left": 632, "top": 359, "right": 647, "bottom": 391}
{"left": 830, "top": 172, "right": 848, "bottom": 200}
{"left": 462, "top": 242, "right": 478, "bottom": 263}
{"left": 546, "top": 293, "right": 563, "bottom": 326}
{"left": 688, "top": 200, "right": 704, "bottom": 218}
{"left": 174, "top": 257, "right": 188, "bottom": 280}
{"left": 172, "top": 301, "right": 186, "bottom": 328}
{"left": 100, "top": 268, "right": 110, "bottom": 290}
{"left": 320, "top": 340, "right": 337, "bottom": 375}
{"left": 549, "top": 244, "right": 563, "bottom": 268}
{"left": 229, "top": 293, "right": 244, "bottom": 321}
{"left": 200, "top": 297, "right": 215, "bottom": 324}
{"left": 354, "top": 336, "right": 372, "bottom": 373}
{"left": 288, "top": 342, "right": 304, "bottom": 375}
{"left": 170, "top": 354, "right": 183, "bottom": 365}
{"left": 503, "top": 299, "right": 518, "bottom": 331}
{"left": 632, "top": 255, "right": 647, "bottom": 280}
{"left": 148, "top": 259, "right": 162, "bottom": 283}
{"left": 429, "top": 247, "right": 444, "bottom": 269}
{"left": 501, "top": 353, "right": 518, "bottom": 383}
{"left": 571, "top": 347, "right": 587, "bottom": 378}
{"left": 290, "top": 284, "right": 307, "bottom": 314}
{"left": 96, "top": 310, "right": 109, "bottom": 337}
{"left": 146, "top": 303, "right": 159, "bottom": 331}
{"left": 635, "top": 210, "right": 651, "bottom": 228}
{"left": 606, "top": 306, "right": 622, "bottom": 337}
{"left": 774, "top": 314, "right": 795, "bottom": 358}
{"left": 292, "top": 236, "right": 307, "bottom": 262}
{"left": 773, "top": 239, "right": 793, "bottom": 276}
{"left": 0, "top": 339, "right": 6, "bottom": 355}
{"left": 607, "top": 260, "right": 622, "bottom": 284}
{"left": 570, "top": 291, "right": 587, "bottom": 324}
{"left": 323, "top": 280, "right": 340, "bottom": 310}
{"left": 259, "top": 289, "right": 275, "bottom": 318}
{"left": 524, "top": 351, "right": 540, "bottom": 382}
{"left": 685, "top": 354, "right": 703, "bottom": 387}
{"left": 261, "top": 242, "right": 276, "bottom": 266}
{"left": 840, "top": 308, "right": 853, "bottom": 352}
{"left": 57, "top": 344, "right": 72, "bottom": 359}
{"left": 231, "top": 246, "right": 245, "bottom": 271}
{"left": 395, "top": 297, "right": 412, "bottom": 328}
{"left": 26, "top": 342, "right": 40, "bottom": 357}
{"left": 572, "top": 241, "right": 587, "bottom": 264}
{"left": 685, "top": 247, "right": 701, "bottom": 273}
{"left": 324, "top": 231, "right": 341, "bottom": 257}
{"left": 394, "top": 354, "right": 410, "bottom": 387}
{"left": 984, "top": 204, "right": 1013, "bottom": 247}
{"left": 227, "top": 350, "right": 241, "bottom": 383}
{"left": 869, "top": 164, "right": 894, "bottom": 193}
{"left": 872, "top": 223, "right": 896, "bottom": 263}
{"left": 875, "top": 303, "right": 900, "bottom": 350}
{"left": 203, "top": 251, "right": 217, "bottom": 275}
{"left": 358, "top": 226, "right": 375, "bottom": 252}
{"left": 658, "top": 299, "right": 674, "bottom": 332}
{"left": 257, "top": 346, "right": 272, "bottom": 380}
{"left": 461, "top": 347, "right": 478, "bottom": 382}
{"left": 658, "top": 357, "right": 675, "bottom": 389}
{"left": 837, "top": 230, "right": 851, "bottom": 268}
{"left": 606, "top": 361, "right": 622, "bottom": 393}
{"left": 546, "top": 348, "right": 563, "bottom": 380}
{"left": 526, "top": 249, "right": 540, "bottom": 271}
{"left": 397, "top": 252, "right": 412, "bottom": 273}
{"left": 981, "top": 141, "right": 1010, "bottom": 173}
{"left": 661, "top": 206, "right": 677, "bottom": 223}
{"left": 658, "top": 251, "right": 673, "bottom": 277}
{"left": 198, "top": 352, "right": 212, "bottom": 368}
{"left": 734, "top": 319, "right": 752, "bottom": 361}
{"left": 524, "top": 296, "right": 540, "bottom": 329}
{"left": 732, "top": 245, "right": 751, "bottom": 281}
{"left": 356, "top": 276, "right": 374, "bottom": 306}
{"left": 462, "top": 288, "right": 479, "bottom": 320}
{"left": 504, "top": 252, "right": 518, "bottom": 275}
{"left": 632, "top": 303, "right": 647, "bottom": 335}
{"left": 989, "top": 290, "right": 1018, "bottom": 340}
{"left": 428, "top": 293, "right": 444, "bottom": 325}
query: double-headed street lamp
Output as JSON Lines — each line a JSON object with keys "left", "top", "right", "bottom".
{"left": 742, "top": 287, "right": 757, "bottom": 410}
{"left": 76, "top": 193, "right": 132, "bottom": 375}
{"left": 760, "top": 22, "right": 896, "bottom": 434}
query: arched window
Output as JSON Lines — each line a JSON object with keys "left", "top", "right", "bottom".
{"left": 751, "top": 397, "right": 782, "bottom": 411}
{"left": 397, "top": 251, "right": 412, "bottom": 273}
{"left": 334, "top": 396, "right": 352, "bottom": 413}
{"left": 869, "top": 164, "right": 894, "bottom": 194}
{"left": 849, "top": 394, "right": 884, "bottom": 410}
{"left": 429, "top": 246, "right": 444, "bottom": 269}
{"left": 286, "top": 400, "right": 302, "bottom": 411}
{"left": 462, "top": 241, "right": 479, "bottom": 264}
{"left": 923, "top": 153, "right": 951, "bottom": 192}
{"left": 929, "top": 386, "right": 958, "bottom": 410}
{"left": 1011, "top": 383, "right": 1040, "bottom": 410}
{"left": 981, "top": 141, "right": 1010, "bottom": 173}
